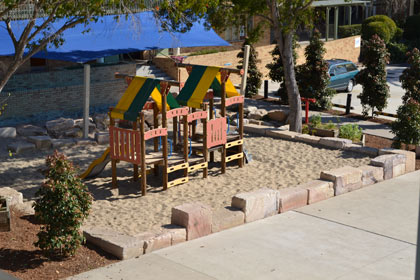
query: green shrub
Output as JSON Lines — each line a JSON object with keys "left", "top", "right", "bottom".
{"left": 338, "top": 24, "right": 362, "bottom": 38}
{"left": 387, "top": 42, "right": 408, "bottom": 63}
{"left": 309, "top": 114, "right": 337, "bottom": 130}
{"left": 403, "top": 15, "right": 420, "bottom": 41}
{"left": 394, "top": 27, "right": 403, "bottom": 42}
{"left": 362, "top": 21, "right": 392, "bottom": 43}
{"left": 339, "top": 124, "right": 363, "bottom": 142}
{"left": 363, "top": 15, "right": 397, "bottom": 38}
{"left": 34, "top": 151, "right": 92, "bottom": 257}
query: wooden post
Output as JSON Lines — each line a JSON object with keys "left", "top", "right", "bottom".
{"left": 203, "top": 103, "right": 208, "bottom": 178}
{"left": 240, "top": 45, "right": 250, "bottom": 96}
{"left": 221, "top": 70, "right": 228, "bottom": 174}
{"left": 153, "top": 102, "right": 159, "bottom": 176}
{"left": 83, "top": 64, "right": 90, "bottom": 138}
{"left": 161, "top": 82, "right": 169, "bottom": 190}
{"left": 140, "top": 112, "right": 147, "bottom": 196}
{"left": 133, "top": 121, "right": 139, "bottom": 181}
{"left": 109, "top": 112, "right": 117, "bottom": 189}
{"left": 334, "top": 7, "right": 339, "bottom": 40}
{"left": 173, "top": 116, "right": 178, "bottom": 151}
{"left": 209, "top": 97, "right": 214, "bottom": 163}
{"left": 191, "top": 108, "right": 196, "bottom": 138}
{"left": 183, "top": 114, "right": 188, "bottom": 177}
{"left": 326, "top": 7, "right": 330, "bottom": 41}
{"left": 239, "top": 102, "right": 244, "bottom": 168}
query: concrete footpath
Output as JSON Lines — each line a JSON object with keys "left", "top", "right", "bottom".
{"left": 70, "top": 171, "right": 420, "bottom": 280}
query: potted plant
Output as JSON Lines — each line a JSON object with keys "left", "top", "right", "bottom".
{"left": 307, "top": 115, "right": 338, "bottom": 137}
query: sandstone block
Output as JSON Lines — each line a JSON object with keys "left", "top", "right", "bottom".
{"left": 27, "top": 135, "right": 52, "bottom": 149}
{"left": 359, "top": 165, "right": 384, "bottom": 186}
{"left": 267, "top": 110, "right": 288, "bottom": 122}
{"left": 345, "top": 144, "right": 379, "bottom": 157}
{"left": 320, "top": 166, "right": 363, "bottom": 195}
{"left": 7, "top": 141, "right": 36, "bottom": 154}
{"left": 232, "top": 189, "right": 280, "bottom": 222}
{"left": 137, "top": 232, "right": 172, "bottom": 254}
{"left": 298, "top": 180, "right": 334, "bottom": 204}
{"left": 243, "top": 124, "right": 271, "bottom": 135}
{"left": 84, "top": 228, "right": 144, "bottom": 260}
{"left": 212, "top": 206, "right": 245, "bottom": 233}
{"left": 46, "top": 118, "right": 75, "bottom": 137}
{"left": 319, "top": 137, "right": 352, "bottom": 149}
{"left": 171, "top": 202, "right": 212, "bottom": 240}
{"left": 266, "top": 129, "right": 298, "bottom": 140}
{"left": 95, "top": 132, "right": 110, "bottom": 145}
{"left": 379, "top": 148, "right": 416, "bottom": 173}
{"left": 244, "top": 106, "right": 258, "bottom": 115}
{"left": 370, "top": 154, "right": 406, "bottom": 179}
{"left": 0, "top": 187, "right": 23, "bottom": 206}
{"left": 0, "top": 127, "right": 16, "bottom": 138}
{"left": 16, "top": 124, "right": 47, "bottom": 136}
{"left": 278, "top": 187, "right": 308, "bottom": 212}
{"left": 51, "top": 139, "right": 76, "bottom": 149}
{"left": 75, "top": 119, "right": 96, "bottom": 133}
{"left": 249, "top": 119, "right": 263, "bottom": 126}
{"left": 163, "top": 225, "right": 187, "bottom": 245}
{"left": 294, "top": 134, "right": 321, "bottom": 145}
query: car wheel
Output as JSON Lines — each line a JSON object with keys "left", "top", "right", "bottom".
{"left": 346, "top": 80, "right": 354, "bottom": 92}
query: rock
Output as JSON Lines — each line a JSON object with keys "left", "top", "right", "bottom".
{"left": 0, "top": 127, "right": 16, "bottom": 138}
{"left": 248, "top": 109, "right": 268, "bottom": 120}
{"left": 16, "top": 124, "right": 47, "bottom": 136}
{"left": 93, "top": 113, "right": 110, "bottom": 131}
{"left": 144, "top": 111, "right": 161, "bottom": 128}
{"left": 294, "top": 134, "right": 321, "bottom": 145}
{"left": 266, "top": 129, "right": 298, "bottom": 140}
{"left": 84, "top": 228, "right": 144, "bottom": 260}
{"left": 7, "top": 141, "right": 36, "bottom": 154}
{"left": 243, "top": 124, "right": 271, "bottom": 135}
{"left": 267, "top": 110, "right": 288, "bottom": 122}
{"left": 244, "top": 106, "right": 258, "bottom": 115}
{"left": 171, "top": 202, "right": 212, "bottom": 240}
{"left": 379, "top": 148, "right": 416, "bottom": 173}
{"left": 370, "top": 154, "right": 406, "bottom": 179}
{"left": 163, "top": 225, "right": 187, "bottom": 245}
{"left": 13, "top": 200, "right": 35, "bottom": 215}
{"left": 51, "top": 139, "right": 76, "bottom": 149}
{"left": 27, "top": 135, "right": 52, "bottom": 149}
{"left": 95, "top": 132, "right": 110, "bottom": 145}
{"left": 64, "top": 127, "right": 83, "bottom": 138}
{"left": 344, "top": 144, "right": 379, "bottom": 157}
{"left": 359, "top": 165, "right": 384, "bottom": 186}
{"left": 75, "top": 119, "right": 97, "bottom": 133}
{"left": 0, "top": 187, "right": 23, "bottom": 206}
{"left": 137, "top": 231, "right": 172, "bottom": 254}
{"left": 298, "top": 180, "right": 334, "bottom": 204}
{"left": 232, "top": 188, "right": 280, "bottom": 223}
{"left": 320, "top": 166, "right": 363, "bottom": 195}
{"left": 319, "top": 137, "right": 352, "bottom": 149}
{"left": 278, "top": 187, "right": 308, "bottom": 213}
{"left": 249, "top": 119, "right": 264, "bottom": 125}
{"left": 46, "top": 118, "right": 75, "bottom": 138}
{"left": 212, "top": 207, "right": 245, "bottom": 233}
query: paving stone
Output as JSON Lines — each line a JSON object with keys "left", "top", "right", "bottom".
{"left": 379, "top": 148, "right": 416, "bottom": 173}
{"left": 46, "top": 118, "right": 75, "bottom": 137}
{"left": 320, "top": 166, "right": 363, "bottom": 195}
{"left": 344, "top": 144, "right": 379, "bottom": 157}
{"left": 319, "top": 137, "right": 352, "bottom": 149}
{"left": 298, "top": 180, "right": 334, "bottom": 204}
{"left": 95, "top": 132, "right": 109, "bottom": 145}
{"left": 163, "top": 225, "right": 187, "bottom": 245}
{"left": 370, "top": 154, "right": 406, "bottom": 180}
{"left": 0, "top": 187, "right": 23, "bottom": 206}
{"left": 294, "top": 134, "right": 321, "bottom": 145}
{"left": 7, "top": 141, "right": 36, "bottom": 154}
{"left": 171, "top": 202, "right": 212, "bottom": 240}
{"left": 12, "top": 200, "right": 35, "bottom": 215}
{"left": 212, "top": 206, "right": 245, "bottom": 233}
{"left": 278, "top": 187, "right": 308, "bottom": 213}
{"left": 266, "top": 129, "right": 298, "bottom": 140}
{"left": 16, "top": 124, "right": 47, "bottom": 136}
{"left": 243, "top": 124, "right": 271, "bottom": 135}
{"left": 51, "top": 138, "right": 76, "bottom": 149}
{"left": 84, "top": 227, "right": 144, "bottom": 260}
{"left": 231, "top": 188, "right": 280, "bottom": 223}
{"left": 359, "top": 165, "right": 384, "bottom": 186}
{"left": 0, "top": 127, "right": 16, "bottom": 138}
{"left": 27, "top": 135, "right": 52, "bottom": 149}
{"left": 267, "top": 110, "right": 288, "bottom": 122}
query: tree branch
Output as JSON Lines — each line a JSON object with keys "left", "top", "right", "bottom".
{"left": 4, "top": 19, "right": 18, "bottom": 48}
{"left": 256, "top": 13, "right": 273, "bottom": 24}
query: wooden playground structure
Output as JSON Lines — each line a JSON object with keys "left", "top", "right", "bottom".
{"left": 106, "top": 63, "right": 245, "bottom": 196}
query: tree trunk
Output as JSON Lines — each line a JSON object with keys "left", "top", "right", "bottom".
{"left": 280, "top": 33, "right": 302, "bottom": 133}
{"left": 0, "top": 60, "right": 21, "bottom": 93}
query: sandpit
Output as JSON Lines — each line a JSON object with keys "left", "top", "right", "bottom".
{"left": 0, "top": 134, "right": 371, "bottom": 235}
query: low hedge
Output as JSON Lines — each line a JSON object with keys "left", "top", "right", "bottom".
{"left": 338, "top": 24, "right": 362, "bottom": 38}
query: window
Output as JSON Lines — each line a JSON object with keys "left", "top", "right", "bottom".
{"left": 345, "top": 63, "right": 357, "bottom": 72}
{"left": 335, "top": 65, "right": 347, "bottom": 75}
{"left": 224, "top": 25, "right": 246, "bottom": 42}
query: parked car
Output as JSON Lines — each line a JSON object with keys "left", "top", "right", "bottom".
{"left": 327, "top": 59, "right": 359, "bottom": 92}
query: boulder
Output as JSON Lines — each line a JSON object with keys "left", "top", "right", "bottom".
{"left": 64, "top": 127, "right": 83, "bottom": 138}
{"left": 16, "top": 124, "right": 47, "bottom": 136}
{"left": 278, "top": 187, "right": 308, "bottom": 213}
{"left": 46, "top": 118, "right": 75, "bottom": 138}
{"left": 144, "top": 111, "right": 161, "bottom": 128}
{"left": 212, "top": 207, "right": 245, "bottom": 233}
{"left": 13, "top": 200, "right": 35, "bottom": 215}
{"left": 244, "top": 106, "right": 258, "bottom": 115}
{"left": 359, "top": 165, "right": 384, "bottom": 186}
{"left": 370, "top": 154, "right": 406, "bottom": 179}
{"left": 320, "top": 166, "right": 363, "bottom": 195}
{"left": 379, "top": 148, "right": 416, "bottom": 173}
{"left": 248, "top": 109, "right": 268, "bottom": 120}
{"left": 319, "top": 137, "right": 352, "bottom": 149}
{"left": 267, "top": 110, "right": 288, "bottom": 122}
{"left": 232, "top": 188, "right": 280, "bottom": 222}
{"left": 171, "top": 202, "right": 212, "bottom": 240}
{"left": 0, "top": 187, "right": 23, "bottom": 206}
{"left": 51, "top": 139, "right": 76, "bottom": 149}
{"left": 0, "top": 127, "right": 16, "bottom": 138}
{"left": 7, "top": 141, "right": 36, "bottom": 154}
{"left": 95, "top": 132, "right": 110, "bottom": 145}
{"left": 93, "top": 113, "right": 110, "bottom": 131}
{"left": 75, "top": 119, "right": 97, "bottom": 133}
{"left": 27, "top": 135, "right": 52, "bottom": 149}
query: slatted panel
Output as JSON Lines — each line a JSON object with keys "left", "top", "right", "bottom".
{"left": 188, "top": 162, "right": 208, "bottom": 172}
{"left": 109, "top": 126, "right": 141, "bottom": 164}
{"left": 166, "top": 107, "right": 189, "bottom": 119}
{"left": 187, "top": 111, "right": 207, "bottom": 123}
{"left": 144, "top": 128, "right": 167, "bottom": 140}
{"left": 225, "top": 96, "right": 244, "bottom": 107}
{"left": 207, "top": 117, "right": 227, "bottom": 149}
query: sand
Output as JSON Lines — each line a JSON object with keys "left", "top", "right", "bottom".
{"left": 0, "top": 134, "right": 371, "bottom": 235}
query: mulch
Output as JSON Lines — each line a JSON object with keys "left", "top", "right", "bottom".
{"left": 0, "top": 207, "right": 118, "bottom": 280}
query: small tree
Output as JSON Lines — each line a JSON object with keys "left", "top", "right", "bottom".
{"left": 356, "top": 35, "right": 390, "bottom": 116}
{"left": 34, "top": 151, "right": 92, "bottom": 257}
{"left": 237, "top": 38, "right": 262, "bottom": 97}
{"left": 297, "top": 30, "right": 334, "bottom": 110}
{"left": 391, "top": 48, "right": 420, "bottom": 148}
{"left": 266, "top": 36, "right": 299, "bottom": 104}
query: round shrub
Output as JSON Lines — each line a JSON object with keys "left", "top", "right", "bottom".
{"left": 387, "top": 42, "right": 408, "bottom": 63}
{"left": 362, "top": 21, "right": 391, "bottom": 43}
{"left": 363, "top": 15, "right": 397, "bottom": 38}
{"left": 34, "top": 151, "right": 93, "bottom": 257}
{"left": 403, "top": 15, "right": 420, "bottom": 40}
{"left": 391, "top": 99, "right": 420, "bottom": 147}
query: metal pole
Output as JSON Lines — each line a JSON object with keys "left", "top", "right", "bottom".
{"left": 240, "top": 45, "right": 251, "bottom": 96}
{"left": 264, "top": 80, "right": 269, "bottom": 99}
{"left": 409, "top": 0, "right": 414, "bottom": 16}
{"left": 83, "top": 64, "right": 90, "bottom": 139}
{"left": 326, "top": 7, "right": 330, "bottom": 41}
{"left": 346, "top": 93, "right": 352, "bottom": 115}
{"left": 348, "top": 6, "right": 352, "bottom": 26}
{"left": 334, "top": 7, "right": 339, "bottom": 40}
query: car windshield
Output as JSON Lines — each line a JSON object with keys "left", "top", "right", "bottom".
{"left": 335, "top": 65, "right": 347, "bottom": 75}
